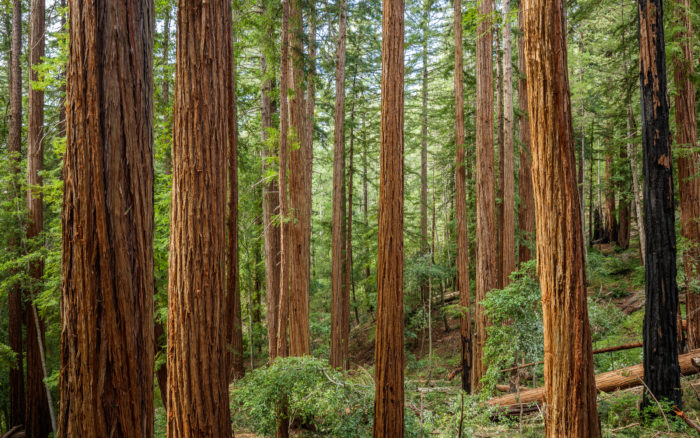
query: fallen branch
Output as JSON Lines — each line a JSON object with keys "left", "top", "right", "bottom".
{"left": 489, "top": 350, "right": 700, "bottom": 408}
{"left": 673, "top": 407, "right": 700, "bottom": 434}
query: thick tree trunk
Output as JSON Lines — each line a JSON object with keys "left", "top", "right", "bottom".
{"left": 373, "top": 0, "right": 404, "bottom": 433}
{"left": 496, "top": 24, "right": 504, "bottom": 290}
{"left": 454, "top": 0, "right": 472, "bottom": 394}
{"left": 330, "top": 0, "right": 348, "bottom": 370}
{"left": 60, "top": 0, "right": 155, "bottom": 435}
{"left": 637, "top": 0, "right": 682, "bottom": 411}
{"left": 8, "top": 0, "right": 25, "bottom": 428}
{"left": 227, "top": 36, "right": 244, "bottom": 381}
{"left": 672, "top": 0, "right": 700, "bottom": 351}
{"left": 517, "top": 6, "right": 534, "bottom": 264}
{"left": 522, "top": 0, "right": 602, "bottom": 435}
{"left": 26, "top": 0, "right": 52, "bottom": 435}
{"left": 501, "top": 0, "right": 514, "bottom": 286}
{"left": 473, "top": 0, "right": 496, "bottom": 390}
{"left": 167, "top": 0, "right": 232, "bottom": 435}
{"left": 288, "top": 0, "right": 311, "bottom": 357}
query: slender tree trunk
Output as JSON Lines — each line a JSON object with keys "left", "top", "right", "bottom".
{"left": 260, "top": 1, "right": 281, "bottom": 362}
{"left": 637, "top": 0, "right": 682, "bottom": 411}
{"left": 627, "top": 106, "right": 645, "bottom": 265}
{"left": 288, "top": 0, "right": 311, "bottom": 357}
{"left": 420, "top": 0, "right": 429, "bottom": 296}
{"left": 227, "top": 35, "right": 244, "bottom": 381}
{"left": 306, "top": 1, "right": 316, "bottom": 295}
{"left": 522, "top": 0, "right": 602, "bottom": 434}
{"left": 60, "top": 0, "right": 155, "bottom": 435}
{"left": 617, "top": 147, "right": 631, "bottom": 250}
{"left": 167, "top": 0, "right": 232, "bottom": 434}
{"left": 496, "top": 23, "right": 504, "bottom": 290}
{"left": 604, "top": 154, "right": 618, "bottom": 243}
{"left": 672, "top": 0, "right": 700, "bottom": 351}
{"left": 26, "top": 0, "right": 52, "bottom": 435}
{"left": 454, "top": 0, "right": 472, "bottom": 394}
{"left": 517, "top": 6, "right": 534, "bottom": 264}
{"left": 276, "top": 1, "right": 291, "bottom": 435}
{"left": 373, "top": 0, "right": 404, "bottom": 433}
{"left": 473, "top": 0, "right": 496, "bottom": 389}
{"left": 8, "top": 0, "right": 25, "bottom": 427}
{"left": 346, "top": 75, "right": 358, "bottom": 332}
{"left": 501, "top": 0, "right": 514, "bottom": 286}
{"left": 330, "top": 0, "right": 348, "bottom": 369}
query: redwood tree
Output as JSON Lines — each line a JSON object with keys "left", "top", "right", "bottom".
{"left": 473, "top": 0, "right": 496, "bottom": 389}
{"left": 517, "top": 5, "right": 534, "bottom": 264}
{"left": 501, "top": 0, "right": 514, "bottom": 286}
{"left": 637, "top": 0, "right": 682, "bottom": 410}
{"left": 60, "top": 0, "right": 154, "bottom": 435}
{"left": 167, "top": 0, "right": 232, "bottom": 434}
{"left": 373, "top": 0, "right": 405, "bottom": 433}
{"left": 26, "top": 0, "right": 52, "bottom": 435}
{"left": 330, "top": 0, "right": 349, "bottom": 370}
{"left": 522, "top": 0, "right": 601, "bottom": 434}
{"left": 454, "top": 0, "right": 472, "bottom": 394}
{"left": 672, "top": 0, "right": 700, "bottom": 350}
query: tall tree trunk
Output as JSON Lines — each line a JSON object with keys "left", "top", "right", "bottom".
{"left": 347, "top": 82, "right": 358, "bottom": 329}
{"left": 501, "top": 0, "right": 514, "bottom": 286}
{"left": 604, "top": 154, "right": 618, "bottom": 243}
{"left": 227, "top": 35, "right": 244, "bottom": 381}
{"left": 330, "top": 0, "right": 348, "bottom": 370}
{"left": 617, "top": 147, "right": 631, "bottom": 250}
{"left": 373, "top": 0, "right": 404, "bottom": 433}
{"left": 60, "top": 0, "right": 155, "bottom": 435}
{"left": 473, "top": 0, "right": 496, "bottom": 390}
{"left": 305, "top": 0, "right": 316, "bottom": 297}
{"left": 637, "top": 0, "right": 682, "bottom": 411}
{"left": 26, "top": 0, "right": 52, "bottom": 435}
{"left": 496, "top": 23, "right": 504, "bottom": 290}
{"left": 627, "top": 106, "right": 645, "bottom": 265}
{"left": 288, "top": 0, "right": 310, "bottom": 357}
{"left": 260, "top": 0, "right": 281, "bottom": 362}
{"left": 517, "top": 5, "right": 534, "bottom": 264}
{"left": 522, "top": 0, "right": 602, "bottom": 435}
{"left": 167, "top": 0, "right": 232, "bottom": 434}
{"left": 454, "top": 0, "right": 472, "bottom": 394}
{"left": 8, "top": 0, "right": 25, "bottom": 428}
{"left": 420, "top": 0, "right": 429, "bottom": 297}
{"left": 672, "top": 0, "right": 700, "bottom": 351}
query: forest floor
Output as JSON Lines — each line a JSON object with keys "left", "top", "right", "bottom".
{"left": 154, "top": 237, "right": 700, "bottom": 437}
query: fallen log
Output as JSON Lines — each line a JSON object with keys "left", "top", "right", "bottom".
{"left": 499, "top": 341, "right": 644, "bottom": 374}
{"left": 489, "top": 350, "right": 700, "bottom": 408}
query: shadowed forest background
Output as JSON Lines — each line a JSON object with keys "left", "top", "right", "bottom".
{"left": 0, "top": 0, "right": 699, "bottom": 436}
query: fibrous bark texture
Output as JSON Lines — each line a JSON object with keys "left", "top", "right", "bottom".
{"left": 522, "top": 0, "right": 602, "bottom": 435}
{"left": 473, "top": 0, "right": 495, "bottom": 389}
{"left": 517, "top": 6, "right": 534, "bottom": 265}
{"left": 672, "top": 0, "right": 700, "bottom": 351}
{"left": 288, "top": 0, "right": 311, "bottom": 357}
{"left": 167, "top": 0, "right": 232, "bottom": 435}
{"left": 373, "top": 0, "right": 404, "bottom": 434}
{"left": 454, "top": 0, "right": 472, "bottom": 394}
{"left": 330, "top": 0, "right": 348, "bottom": 370}
{"left": 637, "top": 0, "right": 682, "bottom": 410}
{"left": 60, "top": 0, "right": 155, "bottom": 435}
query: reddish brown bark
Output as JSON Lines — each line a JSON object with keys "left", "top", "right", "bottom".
{"left": 473, "top": 0, "right": 496, "bottom": 389}
{"left": 522, "top": 0, "right": 601, "bottom": 434}
{"left": 373, "top": 0, "right": 404, "bottom": 433}
{"left": 501, "top": 0, "right": 515, "bottom": 286}
{"left": 288, "top": 0, "right": 311, "bottom": 357}
{"left": 167, "top": 0, "right": 232, "bottom": 435}
{"left": 8, "top": 0, "right": 24, "bottom": 428}
{"left": 672, "top": 0, "right": 700, "bottom": 351}
{"left": 25, "top": 0, "right": 52, "bottom": 435}
{"left": 60, "top": 0, "right": 155, "bottom": 435}
{"left": 517, "top": 6, "right": 534, "bottom": 264}
{"left": 604, "top": 154, "right": 618, "bottom": 243}
{"left": 330, "top": 0, "right": 348, "bottom": 370}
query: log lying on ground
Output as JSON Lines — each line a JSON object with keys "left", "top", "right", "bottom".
{"left": 488, "top": 350, "right": 700, "bottom": 408}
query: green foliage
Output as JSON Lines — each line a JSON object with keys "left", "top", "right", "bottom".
{"left": 231, "top": 356, "right": 422, "bottom": 437}
{"left": 481, "top": 260, "right": 543, "bottom": 392}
